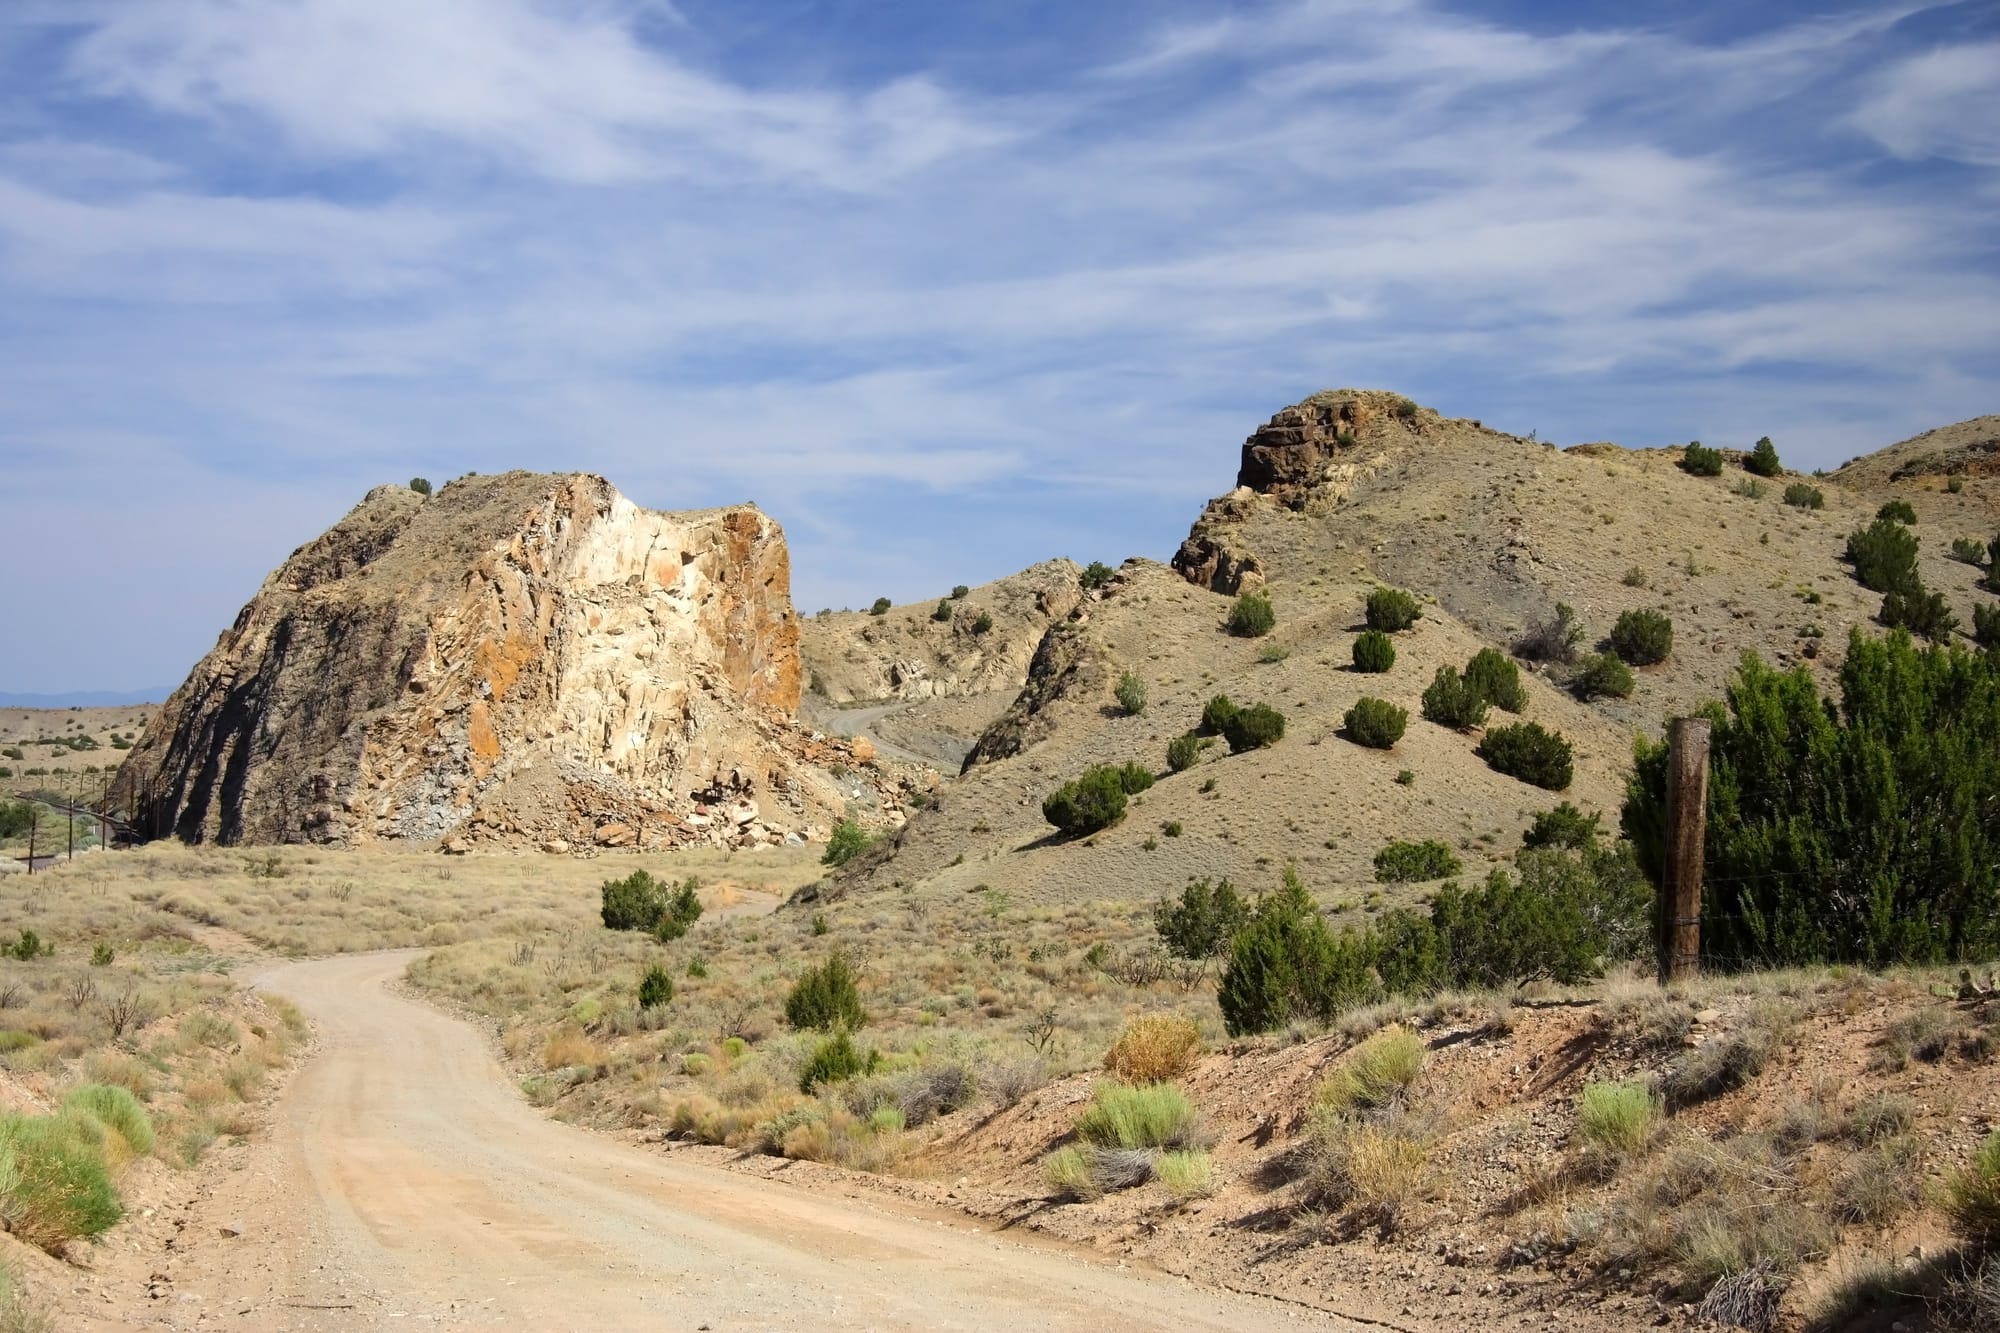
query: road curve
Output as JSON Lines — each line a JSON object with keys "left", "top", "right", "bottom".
{"left": 128, "top": 951, "right": 1364, "bottom": 1330}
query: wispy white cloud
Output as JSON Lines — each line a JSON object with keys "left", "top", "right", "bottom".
{"left": 1851, "top": 40, "right": 2000, "bottom": 165}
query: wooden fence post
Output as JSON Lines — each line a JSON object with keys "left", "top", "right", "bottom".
{"left": 1659, "top": 717, "right": 1711, "bottom": 986}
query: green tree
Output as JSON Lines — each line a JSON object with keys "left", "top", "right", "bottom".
{"left": 1221, "top": 703, "right": 1285, "bottom": 752}
{"left": 1744, "top": 437, "right": 1782, "bottom": 477}
{"left": 1846, "top": 518, "right": 1920, "bottom": 593}
{"left": 1200, "top": 695, "right": 1238, "bottom": 734}
{"left": 932, "top": 600, "right": 953, "bottom": 622}
{"left": 1430, "top": 846, "right": 1650, "bottom": 988}
{"left": 1154, "top": 878, "right": 1251, "bottom": 961}
{"left": 600, "top": 870, "right": 665, "bottom": 932}
{"left": 1365, "top": 587, "right": 1421, "bottom": 632}
{"left": 1680, "top": 442, "right": 1723, "bottom": 476}
{"left": 1880, "top": 582, "right": 1958, "bottom": 643}
{"left": 1478, "top": 722, "right": 1574, "bottom": 790}
{"left": 1571, "top": 653, "right": 1635, "bottom": 700}
{"left": 1226, "top": 591, "right": 1276, "bottom": 638}
{"left": 785, "top": 952, "right": 866, "bottom": 1031}
{"left": 1079, "top": 561, "right": 1115, "bottom": 590}
{"left": 1877, "top": 498, "right": 1917, "bottom": 525}
{"left": 1610, "top": 610, "right": 1673, "bottom": 665}
{"left": 1421, "top": 665, "right": 1488, "bottom": 730}
{"left": 1217, "top": 870, "right": 1374, "bottom": 1035}
{"left": 821, "top": 820, "right": 874, "bottom": 868}
{"left": 1115, "top": 671, "right": 1148, "bottom": 715}
{"left": 1351, "top": 630, "right": 1396, "bottom": 673}
{"left": 1042, "top": 763, "right": 1152, "bottom": 837}
{"left": 869, "top": 597, "right": 892, "bottom": 615}
{"left": 1373, "top": 839, "right": 1461, "bottom": 883}
{"left": 1783, "top": 482, "right": 1825, "bottom": 510}
{"left": 1342, "top": 697, "right": 1407, "bottom": 749}
{"left": 1523, "top": 802, "right": 1601, "bottom": 850}
{"left": 638, "top": 964, "right": 674, "bottom": 1009}
{"left": 1626, "top": 633, "right": 2000, "bottom": 969}
{"left": 1166, "top": 733, "right": 1206, "bottom": 773}
{"left": 1464, "top": 647, "right": 1527, "bottom": 711}
{"left": 408, "top": 477, "right": 433, "bottom": 496}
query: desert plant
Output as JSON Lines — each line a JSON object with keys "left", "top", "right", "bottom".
{"left": 61, "top": 1084, "right": 154, "bottom": 1157}
{"left": 1610, "top": 609, "right": 1674, "bottom": 665}
{"left": 1155, "top": 877, "right": 1251, "bottom": 961}
{"left": 408, "top": 476, "right": 432, "bottom": 495}
{"left": 1221, "top": 703, "right": 1285, "bottom": 753}
{"left": 1226, "top": 591, "right": 1275, "bottom": 638}
{"left": 600, "top": 870, "right": 667, "bottom": 932}
{"left": 931, "top": 599, "right": 953, "bottom": 622}
{"left": 1949, "top": 474, "right": 1968, "bottom": 494}
{"left": 1523, "top": 802, "right": 1601, "bottom": 849}
{"left": 1571, "top": 652, "right": 1636, "bottom": 700}
{"left": 785, "top": 952, "right": 865, "bottom": 1032}
{"left": 1877, "top": 498, "right": 1918, "bottom": 525}
{"left": 1734, "top": 478, "right": 1767, "bottom": 499}
{"left": 1515, "top": 602, "right": 1585, "bottom": 664}
{"left": 1626, "top": 631, "right": 2000, "bottom": 968}
{"left": 1681, "top": 442, "right": 1723, "bottom": 476}
{"left": 1942, "top": 1131, "right": 2000, "bottom": 1252}
{"left": 951, "top": 584, "right": 969, "bottom": 599}
{"left": 1258, "top": 643, "right": 1291, "bottom": 664}
{"left": 1392, "top": 396, "right": 1419, "bottom": 418}
{"left": 1426, "top": 845, "right": 1650, "bottom": 989}
{"left": 869, "top": 597, "right": 891, "bottom": 615}
{"left": 1464, "top": 647, "right": 1527, "bottom": 712}
{"left": 1351, "top": 630, "right": 1396, "bottom": 673}
{"left": 1576, "top": 1080, "right": 1661, "bottom": 1156}
{"left": 1165, "top": 733, "right": 1205, "bottom": 773}
{"left": 1155, "top": 1149, "right": 1215, "bottom": 1200}
{"left": 1744, "top": 437, "right": 1782, "bottom": 477}
{"left": 1952, "top": 537, "right": 1988, "bottom": 565}
{"left": 1365, "top": 587, "right": 1421, "bottom": 632}
{"left": 1343, "top": 697, "right": 1407, "bottom": 749}
{"left": 1846, "top": 517, "right": 1921, "bottom": 593}
{"left": 0, "top": 1113, "right": 123, "bottom": 1252}
{"left": 637, "top": 964, "right": 674, "bottom": 1010}
{"left": 1217, "top": 869, "right": 1376, "bottom": 1035}
{"left": 1114, "top": 671, "right": 1148, "bottom": 715}
{"left": 1976, "top": 603, "right": 2000, "bottom": 649}
{"left": 1079, "top": 561, "right": 1115, "bottom": 590}
{"left": 799, "top": 1032, "right": 876, "bottom": 1092}
{"left": 1318, "top": 1027, "right": 1425, "bottom": 1114}
{"left": 972, "top": 611, "right": 993, "bottom": 634}
{"left": 89, "top": 943, "right": 114, "bottom": 967}
{"left": 1075, "top": 1081, "right": 1201, "bottom": 1150}
{"left": 1043, "top": 763, "right": 1152, "bottom": 836}
{"left": 1103, "top": 1014, "right": 1203, "bottom": 1083}
{"left": 1372, "top": 839, "right": 1461, "bottom": 883}
{"left": 1783, "top": 482, "right": 1825, "bottom": 509}
{"left": 1420, "top": 665, "right": 1488, "bottom": 731}
{"left": 822, "top": 819, "right": 874, "bottom": 868}
{"left": 1479, "top": 722, "right": 1574, "bottom": 789}
{"left": 1199, "top": 694, "right": 1238, "bottom": 733}
{"left": 1880, "top": 580, "right": 1959, "bottom": 642}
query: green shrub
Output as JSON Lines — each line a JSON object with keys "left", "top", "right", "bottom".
{"left": 869, "top": 597, "right": 891, "bottom": 615}
{"left": 1221, "top": 703, "right": 1285, "bottom": 753}
{"left": 1990, "top": 535, "right": 2000, "bottom": 590}
{"left": 1197, "top": 696, "right": 1238, "bottom": 736}
{"left": 1744, "top": 437, "right": 1782, "bottom": 478}
{"left": 1317, "top": 1027, "right": 1424, "bottom": 1113}
{"left": 1948, "top": 474, "right": 1967, "bottom": 493}
{"left": 785, "top": 952, "right": 865, "bottom": 1032}
{"left": 821, "top": 820, "right": 874, "bottom": 868}
{"left": 1515, "top": 602, "right": 1584, "bottom": 664}
{"left": 1783, "top": 482, "right": 1825, "bottom": 509}
{"left": 10, "top": 930, "right": 44, "bottom": 963}
{"left": 1365, "top": 587, "right": 1421, "bottom": 632}
{"left": 62, "top": 1085, "right": 154, "bottom": 1157}
{"left": 637, "top": 964, "right": 674, "bottom": 1010}
{"left": 1079, "top": 561, "right": 1115, "bottom": 590}
{"left": 1043, "top": 1145, "right": 1101, "bottom": 1199}
{"left": 1042, "top": 767, "right": 1128, "bottom": 836}
{"left": 1115, "top": 671, "right": 1147, "bottom": 715}
{"left": 1524, "top": 802, "right": 1601, "bottom": 850}
{"left": 1217, "top": 870, "right": 1376, "bottom": 1035}
{"left": 89, "top": 943, "right": 114, "bottom": 967}
{"left": 1392, "top": 396, "right": 1419, "bottom": 419}
{"left": 1681, "top": 443, "right": 1723, "bottom": 476}
{"left": 1464, "top": 648, "right": 1527, "bottom": 712}
{"left": 1576, "top": 1080, "right": 1661, "bottom": 1155}
{"left": 1343, "top": 697, "right": 1407, "bottom": 749}
{"left": 0, "top": 1113, "right": 123, "bottom": 1252}
{"left": 1155, "top": 878, "right": 1251, "bottom": 961}
{"left": 1880, "top": 581, "right": 1958, "bottom": 643}
{"left": 1478, "top": 722, "right": 1574, "bottom": 790}
{"left": 1951, "top": 537, "right": 1988, "bottom": 565}
{"left": 1166, "top": 733, "right": 1205, "bottom": 773}
{"left": 1846, "top": 518, "right": 1920, "bottom": 593}
{"left": 1735, "top": 478, "right": 1767, "bottom": 500}
{"left": 1428, "top": 845, "right": 1650, "bottom": 987}
{"left": 1420, "top": 666, "right": 1487, "bottom": 730}
{"left": 799, "top": 1032, "right": 877, "bottom": 1092}
{"left": 1351, "top": 631, "right": 1396, "bottom": 673}
{"left": 1226, "top": 591, "right": 1275, "bottom": 638}
{"left": 951, "top": 584, "right": 970, "bottom": 599}
{"left": 1571, "top": 652, "right": 1636, "bottom": 700}
{"left": 1257, "top": 643, "right": 1290, "bottom": 664}
{"left": 931, "top": 599, "right": 953, "bottom": 622}
{"left": 1624, "top": 631, "right": 2000, "bottom": 968}
{"left": 1610, "top": 609, "right": 1673, "bottom": 665}
{"left": 1877, "top": 498, "right": 1918, "bottom": 525}
{"left": 1075, "top": 1082, "right": 1200, "bottom": 1150}
{"left": 1976, "top": 603, "right": 2000, "bottom": 649}
{"left": 0, "top": 803, "right": 33, "bottom": 839}
{"left": 1155, "top": 1148, "right": 1215, "bottom": 1200}
{"left": 972, "top": 611, "right": 994, "bottom": 634}
{"left": 1372, "top": 839, "right": 1461, "bottom": 883}
{"left": 408, "top": 476, "right": 432, "bottom": 496}
{"left": 598, "top": 871, "right": 668, "bottom": 931}
{"left": 1945, "top": 1130, "right": 2000, "bottom": 1248}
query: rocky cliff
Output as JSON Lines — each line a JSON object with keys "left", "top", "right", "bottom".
{"left": 112, "top": 472, "right": 899, "bottom": 850}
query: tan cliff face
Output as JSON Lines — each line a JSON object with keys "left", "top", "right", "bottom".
{"left": 112, "top": 472, "right": 899, "bottom": 850}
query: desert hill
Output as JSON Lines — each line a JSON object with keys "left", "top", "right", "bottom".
{"left": 819, "top": 390, "right": 2000, "bottom": 918}
{"left": 110, "top": 472, "right": 911, "bottom": 851}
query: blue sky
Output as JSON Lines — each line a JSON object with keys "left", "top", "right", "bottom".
{"left": 1, "top": 0, "right": 1996, "bottom": 695}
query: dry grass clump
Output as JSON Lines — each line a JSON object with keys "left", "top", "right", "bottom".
{"left": 1303, "top": 1110, "right": 1435, "bottom": 1237}
{"left": 1944, "top": 1130, "right": 2000, "bottom": 1247}
{"left": 1102, "top": 1013, "right": 1201, "bottom": 1083}
{"left": 1659, "top": 1003, "right": 1791, "bottom": 1110}
{"left": 1834, "top": 1134, "right": 1924, "bottom": 1224}
{"left": 1045, "top": 1081, "right": 1205, "bottom": 1200}
{"left": 1876, "top": 1005, "right": 1957, "bottom": 1071}
{"left": 1575, "top": 1080, "right": 1661, "bottom": 1158}
{"left": 1316, "top": 1026, "right": 1424, "bottom": 1115}
{"left": 1601, "top": 988, "right": 1695, "bottom": 1051}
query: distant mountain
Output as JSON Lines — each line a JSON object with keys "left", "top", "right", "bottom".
{"left": 0, "top": 690, "right": 171, "bottom": 709}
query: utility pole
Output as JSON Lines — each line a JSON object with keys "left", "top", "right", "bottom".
{"left": 1659, "top": 716, "right": 1711, "bottom": 986}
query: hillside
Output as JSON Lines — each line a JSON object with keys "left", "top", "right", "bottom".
{"left": 818, "top": 391, "right": 2000, "bottom": 921}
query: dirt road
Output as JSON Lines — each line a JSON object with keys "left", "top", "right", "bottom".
{"left": 85, "top": 951, "right": 1368, "bottom": 1330}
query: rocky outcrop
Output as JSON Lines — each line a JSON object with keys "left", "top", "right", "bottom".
{"left": 960, "top": 616, "right": 1107, "bottom": 773}
{"left": 112, "top": 472, "right": 898, "bottom": 849}
{"left": 1172, "top": 389, "right": 1419, "bottom": 591}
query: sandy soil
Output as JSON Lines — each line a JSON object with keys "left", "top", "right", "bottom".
{"left": 68, "top": 951, "right": 1370, "bottom": 1331}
